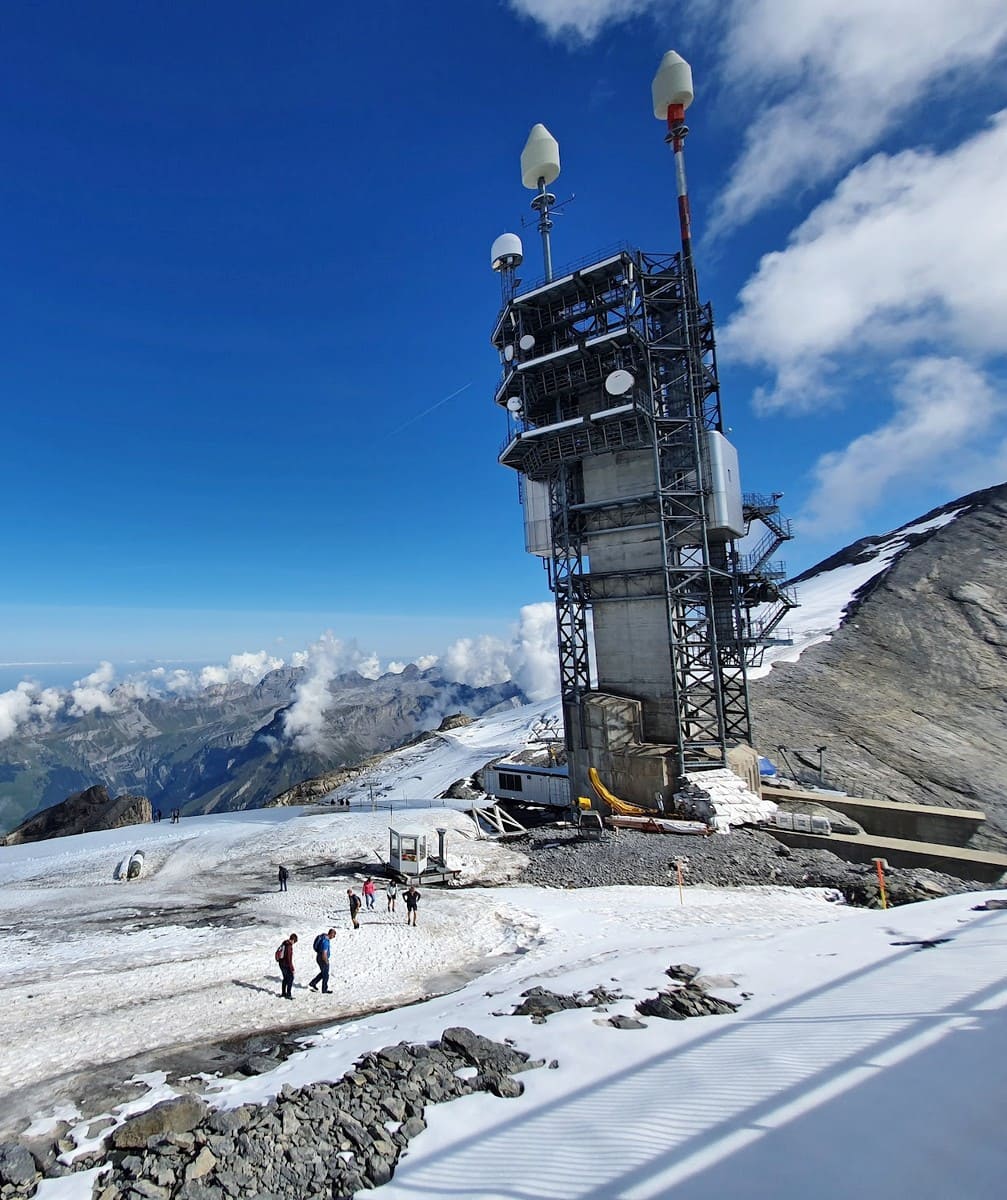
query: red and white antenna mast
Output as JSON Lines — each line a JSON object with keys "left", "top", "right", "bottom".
{"left": 652, "top": 51, "right": 697, "bottom": 301}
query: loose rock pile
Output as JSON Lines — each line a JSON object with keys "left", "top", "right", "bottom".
{"left": 1, "top": 1029, "right": 542, "bottom": 1200}
{"left": 515, "top": 826, "right": 981, "bottom": 906}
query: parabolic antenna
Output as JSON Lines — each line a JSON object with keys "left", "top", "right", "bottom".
{"left": 521, "top": 124, "right": 561, "bottom": 190}
{"left": 504, "top": 344, "right": 515, "bottom": 362}
{"left": 605, "top": 369, "right": 635, "bottom": 396}
{"left": 506, "top": 396, "right": 523, "bottom": 414}
{"left": 519, "top": 333, "right": 536, "bottom": 352}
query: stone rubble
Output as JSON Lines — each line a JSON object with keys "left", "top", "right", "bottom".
{"left": 1, "top": 1029, "right": 543, "bottom": 1200}
{"left": 514, "top": 825, "right": 982, "bottom": 906}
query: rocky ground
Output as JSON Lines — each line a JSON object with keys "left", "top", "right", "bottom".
{"left": 511, "top": 826, "right": 987, "bottom": 906}
{"left": 751, "top": 484, "right": 1007, "bottom": 850}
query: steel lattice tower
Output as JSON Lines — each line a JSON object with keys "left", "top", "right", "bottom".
{"left": 490, "top": 54, "right": 795, "bottom": 809}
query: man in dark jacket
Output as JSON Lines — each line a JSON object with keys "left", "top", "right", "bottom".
{"left": 405, "top": 885, "right": 421, "bottom": 927}
{"left": 277, "top": 932, "right": 298, "bottom": 999}
{"left": 347, "top": 888, "right": 362, "bottom": 930}
{"left": 309, "top": 928, "right": 336, "bottom": 992}
{"left": 278, "top": 865, "right": 289, "bottom": 892}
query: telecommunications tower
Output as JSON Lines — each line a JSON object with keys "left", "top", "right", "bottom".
{"left": 489, "top": 52, "right": 796, "bottom": 809}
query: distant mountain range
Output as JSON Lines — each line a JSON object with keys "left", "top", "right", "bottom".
{"left": 0, "top": 664, "right": 522, "bottom": 835}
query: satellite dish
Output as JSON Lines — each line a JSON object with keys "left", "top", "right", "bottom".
{"left": 519, "top": 333, "right": 536, "bottom": 352}
{"left": 503, "top": 344, "right": 514, "bottom": 362}
{"left": 506, "top": 397, "right": 523, "bottom": 414}
{"left": 605, "top": 369, "right": 635, "bottom": 397}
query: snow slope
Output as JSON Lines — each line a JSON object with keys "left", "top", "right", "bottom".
{"left": 2, "top": 686, "right": 1005, "bottom": 1199}
{"left": 750, "top": 508, "right": 965, "bottom": 679}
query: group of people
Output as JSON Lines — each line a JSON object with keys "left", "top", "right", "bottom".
{"left": 273, "top": 875, "right": 422, "bottom": 998}
{"left": 151, "top": 808, "right": 182, "bottom": 824}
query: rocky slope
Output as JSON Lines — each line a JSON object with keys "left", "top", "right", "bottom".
{"left": 750, "top": 483, "right": 1007, "bottom": 850}
{"left": 3, "top": 784, "right": 151, "bottom": 846}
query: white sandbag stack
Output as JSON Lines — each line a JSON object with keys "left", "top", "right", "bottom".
{"left": 676, "top": 769, "right": 778, "bottom": 833}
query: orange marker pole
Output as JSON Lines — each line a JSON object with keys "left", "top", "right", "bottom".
{"left": 676, "top": 859, "right": 685, "bottom": 905}
{"left": 873, "top": 857, "right": 888, "bottom": 910}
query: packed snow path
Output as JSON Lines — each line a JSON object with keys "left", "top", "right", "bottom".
{"left": 0, "top": 805, "right": 528, "bottom": 1128}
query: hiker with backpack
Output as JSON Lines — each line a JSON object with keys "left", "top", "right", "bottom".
{"left": 275, "top": 932, "right": 298, "bottom": 1000}
{"left": 347, "top": 888, "right": 362, "bottom": 930}
{"left": 309, "top": 929, "right": 336, "bottom": 993}
{"left": 362, "top": 877, "right": 376, "bottom": 910}
{"left": 277, "top": 865, "right": 289, "bottom": 892}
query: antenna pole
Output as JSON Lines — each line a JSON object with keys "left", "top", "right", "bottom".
{"left": 666, "top": 104, "right": 698, "bottom": 308}
{"left": 531, "top": 176, "right": 556, "bottom": 282}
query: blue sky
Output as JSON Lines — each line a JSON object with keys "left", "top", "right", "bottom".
{"left": 2, "top": 0, "right": 1005, "bottom": 671}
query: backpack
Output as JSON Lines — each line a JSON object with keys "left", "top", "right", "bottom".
{"left": 275, "top": 941, "right": 286, "bottom": 963}
{"left": 313, "top": 934, "right": 325, "bottom": 954}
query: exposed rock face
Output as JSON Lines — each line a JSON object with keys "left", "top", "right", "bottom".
{"left": 751, "top": 485, "right": 1007, "bottom": 850}
{"left": 3, "top": 785, "right": 151, "bottom": 847}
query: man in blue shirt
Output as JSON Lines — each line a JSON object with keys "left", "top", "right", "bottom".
{"left": 308, "top": 928, "right": 336, "bottom": 993}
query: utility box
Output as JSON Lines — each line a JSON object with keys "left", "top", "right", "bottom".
{"left": 389, "top": 828, "right": 428, "bottom": 877}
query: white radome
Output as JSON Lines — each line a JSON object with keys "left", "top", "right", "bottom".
{"left": 521, "top": 123, "right": 561, "bottom": 190}
{"left": 652, "top": 50, "right": 694, "bottom": 118}
{"left": 491, "top": 232, "right": 524, "bottom": 271}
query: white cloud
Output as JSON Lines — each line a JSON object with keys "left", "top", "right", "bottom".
{"left": 414, "top": 654, "right": 439, "bottom": 672}
{"left": 282, "top": 633, "right": 343, "bottom": 752}
{"left": 440, "top": 603, "right": 559, "bottom": 701}
{"left": 721, "top": 113, "right": 1007, "bottom": 411}
{"left": 69, "top": 661, "right": 119, "bottom": 716}
{"left": 280, "top": 633, "right": 386, "bottom": 751}
{"left": 198, "top": 651, "right": 283, "bottom": 690}
{"left": 799, "top": 357, "right": 1004, "bottom": 536}
{"left": 505, "top": 0, "right": 658, "bottom": 41}
{"left": 441, "top": 635, "right": 512, "bottom": 690}
{"left": 0, "top": 681, "right": 65, "bottom": 741}
{"left": 710, "top": 0, "right": 1007, "bottom": 232}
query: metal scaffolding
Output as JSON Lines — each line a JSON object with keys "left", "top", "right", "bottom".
{"left": 493, "top": 247, "right": 794, "bottom": 780}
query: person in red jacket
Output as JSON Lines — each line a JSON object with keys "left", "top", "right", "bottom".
{"left": 277, "top": 932, "right": 298, "bottom": 999}
{"left": 362, "top": 877, "right": 376, "bottom": 910}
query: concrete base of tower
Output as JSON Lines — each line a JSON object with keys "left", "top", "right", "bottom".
{"left": 566, "top": 691, "right": 761, "bottom": 812}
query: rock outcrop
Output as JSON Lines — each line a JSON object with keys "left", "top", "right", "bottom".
{"left": 3, "top": 785, "right": 151, "bottom": 847}
{"left": 751, "top": 484, "right": 1007, "bottom": 850}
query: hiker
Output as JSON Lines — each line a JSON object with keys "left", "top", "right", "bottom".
{"left": 309, "top": 928, "right": 336, "bottom": 993}
{"left": 278, "top": 865, "right": 288, "bottom": 892}
{"left": 363, "top": 877, "right": 376, "bottom": 910}
{"left": 347, "top": 888, "right": 362, "bottom": 930}
{"left": 276, "top": 932, "right": 297, "bottom": 1000}
{"left": 152, "top": 808, "right": 161, "bottom": 823}
{"left": 404, "top": 885, "right": 420, "bottom": 927}
{"left": 386, "top": 879, "right": 398, "bottom": 912}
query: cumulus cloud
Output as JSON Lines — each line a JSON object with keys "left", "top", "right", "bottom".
{"left": 506, "top": 0, "right": 660, "bottom": 41}
{"left": 198, "top": 650, "right": 283, "bottom": 690}
{"left": 68, "top": 661, "right": 119, "bottom": 716}
{"left": 710, "top": 0, "right": 1007, "bottom": 233}
{"left": 440, "top": 603, "right": 559, "bottom": 701}
{"left": 280, "top": 633, "right": 388, "bottom": 752}
{"left": 721, "top": 113, "right": 1007, "bottom": 411}
{"left": 799, "top": 358, "right": 1004, "bottom": 536}
{"left": 0, "top": 681, "right": 64, "bottom": 741}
